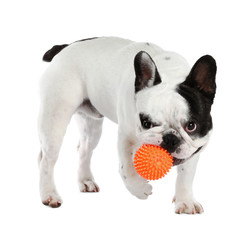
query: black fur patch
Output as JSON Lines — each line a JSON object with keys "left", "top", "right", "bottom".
{"left": 43, "top": 44, "right": 69, "bottom": 62}
{"left": 177, "top": 55, "right": 216, "bottom": 138}
{"left": 139, "top": 113, "right": 160, "bottom": 129}
{"left": 177, "top": 84, "right": 213, "bottom": 137}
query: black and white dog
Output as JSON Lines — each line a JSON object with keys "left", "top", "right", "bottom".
{"left": 38, "top": 37, "right": 217, "bottom": 214}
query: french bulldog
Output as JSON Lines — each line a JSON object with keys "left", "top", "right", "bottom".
{"left": 38, "top": 37, "right": 217, "bottom": 214}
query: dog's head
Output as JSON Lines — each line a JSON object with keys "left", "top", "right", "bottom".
{"left": 134, "top": 51, "right": 217, "bottom": 165}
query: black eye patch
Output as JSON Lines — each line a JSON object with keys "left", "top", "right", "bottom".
{"left": 177, "top": 84, "right": 213, "bottom": 137}
{"left": 139, "top": 113, "right": 159, "bottom": 129}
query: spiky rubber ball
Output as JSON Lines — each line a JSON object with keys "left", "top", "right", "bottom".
{"left": 134, "top": 144, "right": 173, "bottom": 180}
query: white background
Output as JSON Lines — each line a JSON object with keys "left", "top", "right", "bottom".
{"left": 1, "top": 0, "right": 247, "bottom": 239}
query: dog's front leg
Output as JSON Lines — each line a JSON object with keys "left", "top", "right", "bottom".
{"left": 173, "top": 154, "right": 204, "bottom": 214}
{"left": 118, "top": 131, "right": 152, "bottom": 199}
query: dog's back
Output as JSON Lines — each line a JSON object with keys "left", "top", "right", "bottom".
{"left": 42, "top": 37, "right": 101, "bottom": 62}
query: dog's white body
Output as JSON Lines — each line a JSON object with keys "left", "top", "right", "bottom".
{"left": 38, "top": 37, "right": 212, "bottom": 213}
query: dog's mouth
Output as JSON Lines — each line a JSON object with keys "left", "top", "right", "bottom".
{"left": 172, "top": 147, "right": 202, "bottom": 166}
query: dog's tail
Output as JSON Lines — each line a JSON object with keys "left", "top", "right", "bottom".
{"left": 42, "top": 44, "right": 69, "bottom": 62}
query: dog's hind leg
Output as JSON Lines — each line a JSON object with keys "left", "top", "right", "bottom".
{"left": 38, "top": 71, "right": 84, "bottom": 207}
{"left": 38, "top": 105, "right": 75, "bottom": 207}
{"left": 74, "top": 105, "right": 103, "bottom": 193}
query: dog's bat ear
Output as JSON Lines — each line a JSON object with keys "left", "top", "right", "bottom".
{"left": 134, "top": 51, "right": 161, "bottom": 93}
{"left": 183, "top": 55, "right": 217, "bottom": 101}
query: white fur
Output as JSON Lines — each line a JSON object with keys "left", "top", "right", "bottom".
{"left": 173, "top": 154, "right": 204, "bottom": 214}
{"left": 38, "top": 37, "right": 209, "bottom": 213}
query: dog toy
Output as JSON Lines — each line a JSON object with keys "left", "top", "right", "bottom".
{"left": 134, "top": 144, "right": 173, "bottom": 180}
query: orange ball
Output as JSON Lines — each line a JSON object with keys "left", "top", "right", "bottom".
{"left": 134, "top": 144, "right": 173, "bottom": 180}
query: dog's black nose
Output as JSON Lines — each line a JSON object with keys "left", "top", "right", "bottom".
{"left": 162, "top": 134, "right": 180, "bottom": 153}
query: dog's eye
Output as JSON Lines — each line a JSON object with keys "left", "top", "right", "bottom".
{"left": 142, "top": 119, "right": 153, "bottom": 129}
{"left": 185, "top": 121, "right": 197, "bottom": 133}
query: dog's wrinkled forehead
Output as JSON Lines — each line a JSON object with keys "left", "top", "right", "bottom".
{"left": 136, "top": 83, "right": 189, "bottom": 126}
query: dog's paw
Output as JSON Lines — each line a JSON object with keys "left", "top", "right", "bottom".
{"left": 42, "top": 192, "right": 63, "bottom": 208}
{"left": 79, "top": 179, "right": 100, "bottom": 193}
{"left": 174, "top": 198, "right": 204, "bottom": 214}
{"left": 125, "top": 176, "right": 152, "bottom": 199}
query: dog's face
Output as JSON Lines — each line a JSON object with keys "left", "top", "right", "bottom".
{"left": 134, "top": 51, "right": 217, "bottom": 165}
